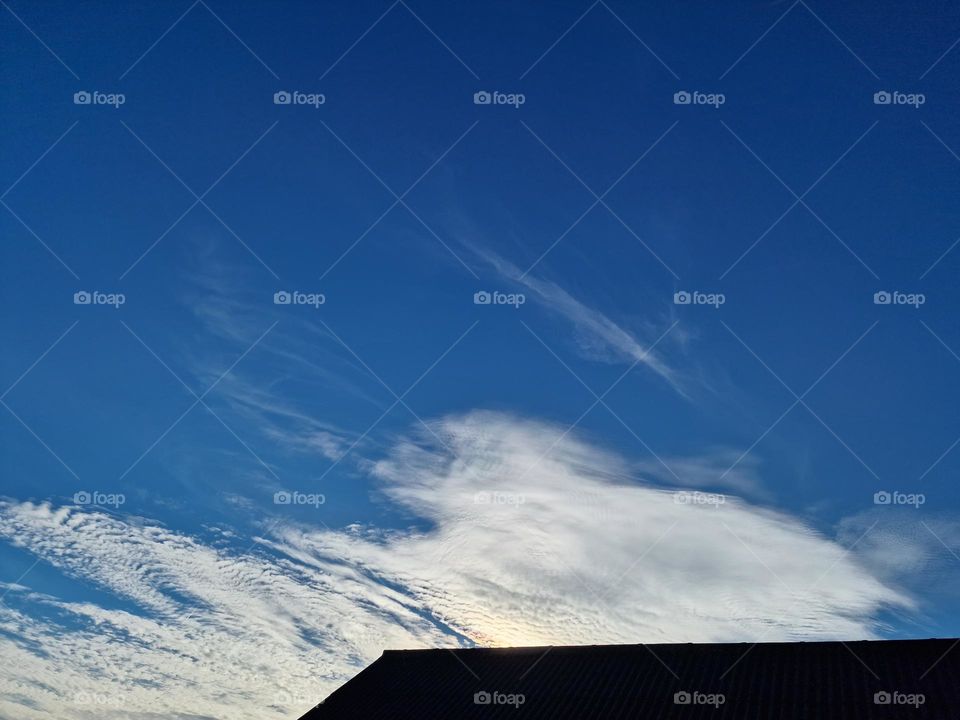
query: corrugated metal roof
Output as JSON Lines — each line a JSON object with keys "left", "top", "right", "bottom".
{"left": 298, "top": 638, "right": 959, "bottom": 719}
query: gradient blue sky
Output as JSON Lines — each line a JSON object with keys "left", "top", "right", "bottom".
{"left": 2, "top": 1, "right": 960, "bottom": 718}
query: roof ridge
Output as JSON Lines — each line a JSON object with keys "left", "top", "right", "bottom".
{"left": 380, "top": 637, "right": 958, "bottom": 654}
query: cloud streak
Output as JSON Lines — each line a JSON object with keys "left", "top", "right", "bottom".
{"left": 468, "top": 245, "right": 688, "bottom": 395}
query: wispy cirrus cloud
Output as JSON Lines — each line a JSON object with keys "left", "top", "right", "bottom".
{"left": 632, "top": 450, "right": 767, "bottom": 497}
{"left": 466, "top": 244, "right": 688, "bottom": 395}
{"left": 173, "top": 257, "right": 375, "bottom": 471}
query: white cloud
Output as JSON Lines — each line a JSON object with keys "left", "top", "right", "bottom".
{"left": 0, "top": 412, "right": 916, "bottom": 719}
{"left": 838, "top": 510, "right": 960, "bottom": 587}
{"left": 469, "top": 245, "right": 687, "bottom": 395}
{"left": 632, "top": 450, "right": 766, "bottom": 497}
{"left": 0, "top": 502, "right": 449, "bottom": 720}
{"left": 274, "top": 412, "right": 912, "bottom": 647}
{"left": 164, "top": 257, "right": 371, "bottom": 471}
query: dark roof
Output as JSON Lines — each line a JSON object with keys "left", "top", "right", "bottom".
{"left": 298, "top": 638, "right": 959, "bottom": 719}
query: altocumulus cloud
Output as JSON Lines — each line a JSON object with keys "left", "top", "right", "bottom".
{"left": 0, "top": 504, "right": 449, "bottom": 720}
{"left": 1, "top": 412, "right": 912, "bottom": 719}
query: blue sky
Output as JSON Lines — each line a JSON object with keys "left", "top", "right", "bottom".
{"left": 2, "top": 1, "right": 960, "bottom": 718}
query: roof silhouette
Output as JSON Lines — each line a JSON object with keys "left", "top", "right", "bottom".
{"left": 298, "top": 638, "right": 959, "bottom": 718}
